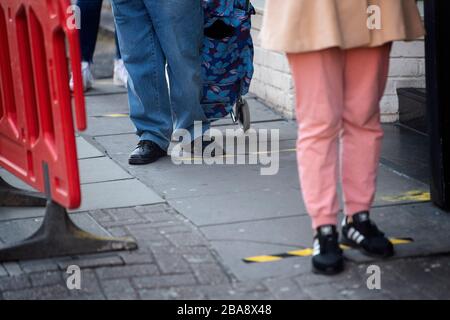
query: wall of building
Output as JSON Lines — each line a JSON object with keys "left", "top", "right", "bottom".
{"left": 249, "top": 0, "right": 426, "bottom": 122}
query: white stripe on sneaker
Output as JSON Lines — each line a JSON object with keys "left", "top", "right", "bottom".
{"left": 348, "top": 227, "right": 355, "bottom": 239}
{"left": 351, "top": 230, "right": 361, "bottom": 242}
{"left": 313, "top": 239, "right": 320, "bottom": 256}
{"left": 356, "top": 234, "right": 365, "bottom": 244}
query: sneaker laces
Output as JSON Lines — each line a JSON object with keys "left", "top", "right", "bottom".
{"left": 136, "top": 140, "right": 154, "bottom": 150}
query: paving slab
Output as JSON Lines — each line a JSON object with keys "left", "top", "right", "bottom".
{"left": 0, "top": 169, "right": 36, "bottom": 192}
{"left": 381, "top": 124, "right": 429, "bottom": 185}
{"left": 76, "top": 136, "right": 104, "bottom": 159}
{"left": 82, "top": 79, "right": 127, "bottom": 97}
{"left": 201, "top": 215, "right": 314, "bottom": 248}
{"left": 376, "top": 260, "right": 450, "bottom": 300}
{"left": 169, "top": 187, "right": 307, "bottom": 226}
{"left": 0, "top": 207, "right": 44, "bottom": 222}
{"left": 94, "top": 133, "right": 298, "bottom": 196}
{"left": 158, "top": 161, "right": 300, "bottom": 200}
{"left": 207, "top": 240, "right": 311, "bottom": 280}
{"left": 74, "top": 179, "right": 164, "bottom": 212}
{"left": 160, "top": 164, "right": 427, "bottom": 226}
{"left": 130, "top": 142, "right": 299, "bottom": 200}
{"left": 85, "top": 94, "right": 129, "bottom": 117}
{"left": 373, "top": 164, "right": 430, "bottom": 206}
{"left": 202, "top": 215, "right": 315, "bottom": 280}
{"left": 0, "top": 212, "right": 110, "bottom": 244}
{"left": 94, "top": 133, "right": 138, "bottom": 157}
{"left": 85, "top": 116, "right": 135, "bottom": 137}
{"left": 78, "top": 157, "right": 131, "bottom": 185}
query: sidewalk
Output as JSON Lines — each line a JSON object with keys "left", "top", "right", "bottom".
{"left": 1, "top": 79, "right": 450, "bottom": 300}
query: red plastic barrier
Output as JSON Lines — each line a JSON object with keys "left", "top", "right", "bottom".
{"left": 0, "top": 0, "right": 86, "bottom": 209}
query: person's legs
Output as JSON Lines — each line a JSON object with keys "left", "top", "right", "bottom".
{"left": 341, "top": 44, "right": 392, "bottom": 218}
{"left": 288, "top": 48, "right": 345, "bottom": 230}
{"left": 77, "top": 0, "right": 103, "bottom": 63}
{"left": 70, "top": 0, "right": 102, "bottom": 91}
{"left": 144, "top": 0, "right": 209, "bottom": 140}
{"left": 111, "top": 0, "right": 172, "bottom": 151}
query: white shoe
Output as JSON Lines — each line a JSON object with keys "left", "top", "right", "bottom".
{"left": 113, "top": 59, "right": 128, "bottom": 88}
{"left": 70, "top": 61, "right": 94, "bottom": 92}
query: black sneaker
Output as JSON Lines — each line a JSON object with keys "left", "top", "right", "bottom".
{"left": 312, "top": 225, "right": 344, "bottom": 275}
{"left": 129, "top": 140, "right": 167, "bottom": 165}
{"left": 341, "top": 211, "right": 394, "bottom": 258}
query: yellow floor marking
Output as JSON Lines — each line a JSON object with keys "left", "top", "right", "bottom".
{"left": 102, "top": 113, "right": 129, "bottom": 118}
{"left": 287, "top": 248, "right": 313, "bottom": 256}
{"left": 244, "top": 255, "right": 283, "bottom": 263}
{"left": 243, "top": 238, "right": 413, "bottom": 264}
{"left": 389, "top": 238, "right": 413, "bottom": 245}
{"left": 381, "top": 190, "right": 431, "bottom": 202}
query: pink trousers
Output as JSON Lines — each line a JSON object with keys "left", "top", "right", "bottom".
{"left": 287, "top": 44, "right": 391, "bottom": 229}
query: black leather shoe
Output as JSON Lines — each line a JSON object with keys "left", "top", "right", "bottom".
{"left": 129, "top": 140, "right": 167, "bottom": 165}
{"left": 341, "top": 211, "right": 394, "bottom": 258}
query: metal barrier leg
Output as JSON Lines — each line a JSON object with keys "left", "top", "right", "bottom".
{"left": 0, "top": 200, "right": 137, "bottom": 262}
{"left": 0, "top": 177, "right": 47, "bottom": 207}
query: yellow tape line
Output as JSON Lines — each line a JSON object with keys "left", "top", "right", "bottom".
{"left": 243, "top": 237, "right": 413, "bottom": 264}
{"left": 287, "top": 248, "right": 314, "bottom": 256}
{"left": 101, "top": 113, "right": 129, "bottom": 118}
{"left": 381, "top": 190, "right": 431, "bottom": 202}
{"left": 389, "top": 238, "right": 413, "bottom": 245}
{"left": 244, "top": 255, "right": 283, "bottom": 263}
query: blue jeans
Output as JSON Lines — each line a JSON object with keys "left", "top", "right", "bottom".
{"left": 77, "top": 0, "right": 121, "bottom": 62}
{"left": 111, "top": 0, "right": 209, "bottom": 150}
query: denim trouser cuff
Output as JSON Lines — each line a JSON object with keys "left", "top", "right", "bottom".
{"left": 139, "top": 132, "right": 170, "bottom": 151}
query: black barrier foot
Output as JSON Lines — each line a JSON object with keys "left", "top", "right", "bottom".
{"left": 0, "top": 201, "right": 137, "bottom": 262}
{"left": 0, "top": 177, "right": 47, "bottom": 207}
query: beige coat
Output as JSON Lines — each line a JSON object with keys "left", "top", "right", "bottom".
{"left": 260, "top": 0, "right": 425, "bottom": 53}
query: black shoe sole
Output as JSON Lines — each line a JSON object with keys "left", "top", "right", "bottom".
{"left": 341, "top": 237, "right": 395, "bottom": 259}
{"left": 128, "top": 155, "right": 166, "bottom": 165}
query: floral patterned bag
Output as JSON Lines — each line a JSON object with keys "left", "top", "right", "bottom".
{"left": 201, "top": 0, "right": 255, "bottom": 121}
